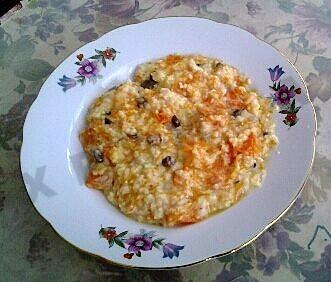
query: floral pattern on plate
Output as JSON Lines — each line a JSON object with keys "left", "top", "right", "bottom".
{"left": 57, "top": 47, "right": 118, "bottom": 92}
{"left": 268, "top": 65, "right": 302, "bottom": 127}
{"left": 99, "top": 226, "right": 184, "bottom": 259}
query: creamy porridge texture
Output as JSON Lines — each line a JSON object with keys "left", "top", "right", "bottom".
{"left": 80, "top": 55, "right": 278, "bottom": 226}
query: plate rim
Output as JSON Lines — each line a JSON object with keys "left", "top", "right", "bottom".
{"left": 20, "top": 16, "right": 317, "bottom": 270}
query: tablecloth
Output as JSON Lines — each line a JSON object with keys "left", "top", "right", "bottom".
{"left": 0, "top": 0, "right": 330, "bottom": 281}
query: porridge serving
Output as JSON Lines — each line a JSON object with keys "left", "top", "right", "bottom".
{"left": 80, "top": 55, "right": 278, "bottom": 226}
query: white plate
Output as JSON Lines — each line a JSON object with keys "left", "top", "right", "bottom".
{"left": 21, "top": 17, "right": 316, "bottom": 269}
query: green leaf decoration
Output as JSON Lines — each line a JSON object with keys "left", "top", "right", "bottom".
{"left": 152, "top": 242, "right": 160, "bottom": 249}
{"left": 301, "top": 269, "right": 330, "bottom": 281}
{"left": 99, "top": 227, "right": 105, "bottom": 237}
{"left": 5, "top": 37, "right": 35, "bottom": 68}
{"left": 230, "top": 261, "right": 253, "bottom": 277}
{"left": 277, "top": 250, "right": 288, "bottom": 266}
{"left": 264, "top": 24, "right": 293, "bottom": 39}
{"left": 0, "top": 27, "right": 5, "bottom": 39}
{"left": 117, "top": 231, "right": 128, "bottom": 238}
{"left": 297, "top": 32, "right": 309, "bottom": 49}
{"left": 102, "top": 57, "right": 106, "bottom": 67}
{"left": 77, "top": 77, "right": 86, "bottom": 85}
{"left": 277, "top": 0, "right": 296, "bottom": 13}
{"left": 279, "top": 110, "right": 290, "bottom": 114}
{"left": 282, "top": 219, "right": 300, "bottom": 232}
{"left": 14, "top": 80, "right": 26, "bottom": 94}
{"left": 152, "top": 238, "right": 165, "bottom": 249}
{"left": 299, "top": 205, "right": 315, "bottom": 214}
{"left": 153, "top": 238, "right": 164, "bottom": 244}
{"left": 114, "top": 237, "right": 125, "bottom": 248}
{"left": 218, "top": 254, "right": 233, "bottom": 263}
{"left": 108, "top": 238, "right": 114, "bottom": 248}
{"left": 290, "top": 214, "right": 312, "bottom": 224}
{"left": 288, "top": 253, "right": 301, "bottom": 279}
{"left": 290, "top": 99, "right": 296, "bottom": 111}
{"left": 136, "top": 251, "right": 141, "bottom": 257}
{"left": 288, "top": 241, "right": 303, "bottom": 252}
{"left": 292, "top": 248, "right": 314, "bottom": 261}
{"left": 14, "top": 59, "right": 54, "bottom": 81}
{"left": 299, "top": 261, "right": 320, "bottom": 272}
{"left": 0, "top": 39, "right": 9, "bottom": 67}
{"left": 89, "top": 55, "right": 102, "bottom": 60}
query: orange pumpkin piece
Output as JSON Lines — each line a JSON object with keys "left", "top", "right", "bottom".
{"left": 165, "top": 54, "right": 183, "bottom": 65}
{"left": 236, "top": 133, "right": 260, "bottom": 155}
{"left": 155, "top": 111, "right": 170, "bottom": 124}
{"left": 227, "top": 88, "right": 245, "bottom": 108}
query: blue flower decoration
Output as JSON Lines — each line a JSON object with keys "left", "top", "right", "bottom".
{"left": 57, "top": 75, "right": 77, "bottom": 92}
{"left": 268, "top": 65, "right": 285, "bottom": 82}
{"left": 162, "top": 243, "right": 184, "bottom": 259}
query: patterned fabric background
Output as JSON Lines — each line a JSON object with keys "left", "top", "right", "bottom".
{"left": 0, "top": 0, "right": 330, "bottom": 281}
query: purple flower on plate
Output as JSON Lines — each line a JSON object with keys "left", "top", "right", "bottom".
{"left": 321, "top": 244, "right": 331, "bottom": 270}
{"left": 77, "top": 59, "right": 99, "bottom": 79}
{"left": 274, "top": 85, "right": 295, "bottom": 105}
{"left": 291, "top": 197, "right": 303, "bottom": 213}
{"left": 125, "top": 235, "right": 152, "bottom": 254}
{"left": 57, "top": 75, "right": 77, "bottom": 92}
{"left": 262, "top": 256, "right": 280, "bottom": 276}
{"left": 162, "top": 243, "right": 184, "bottom": 259}
{"left": 256, "top": 232, "right": 275, "bottom": 253}
{"left": 268, "top": 65, "right": 285, "bottom": 82}
{"left": 268, "top": 222, "right": 283, "bottom": 236}
{"left": 276, "top": 232, "right": 290, "bottom": 250}
{"left": 95, "top": 0, "right": 139, "bottom": 18}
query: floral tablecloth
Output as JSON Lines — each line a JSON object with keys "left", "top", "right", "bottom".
{"left": 0, "top": 0, "right": 330, "bottom": 281}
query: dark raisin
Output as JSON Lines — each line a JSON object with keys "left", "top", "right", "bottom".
{"left": 253, "top": 163, "right": 257, "bottom": 168}
{"left": 104, "top": 117, "right": 112, "bottom": 124}
{"left": 146, "top": 134, "right": 162, "bottom": 145}
{"left": 137, "top": 97, "right": 147, "bottom": 108}
{"left": 263, "top": 132, "right": 269, "bottom": 136}
{"left": 93, "top": 149, "right": 104, "bottom": 163}
{"left": 171, "top": 115, "right": 181, "bottom": 127}
{"left": 196, "top": 63, "right": 201, "bottom": 67}
{"left": 232, "top": 109, "right": 241, "bottom": 117}
{"left": 141, "top": 74, "right": 157, "bottom": 89}
{"left": 105, "top": 111, "right": 111, "bottom": 115}
{"left": 234, "top": 180, "right": 240, "bottom": 184}
{"left": 215, "top": 62, "right": 223, "bottom": 68}
{"left": 162, "top": 156, "right": 176, "bottom": 167}
{"left": 127, "top": 133, "right": 138, "bottom": 140}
